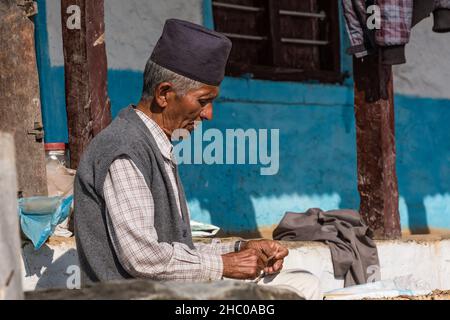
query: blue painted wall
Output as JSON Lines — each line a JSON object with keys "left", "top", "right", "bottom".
{"left": 35, "top": 0, "right": 450, "bottom": 234}
{"left": 34, "top": 0, "right": 68, "bottom": 144}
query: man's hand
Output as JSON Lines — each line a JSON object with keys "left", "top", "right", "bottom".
{"left": 221, "top": 248, "right": 268, "bottom": 280}
{"left": 241, "top": 240, "right": 289, "bottom": 275}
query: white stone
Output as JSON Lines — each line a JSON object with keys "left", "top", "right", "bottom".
{"left": 21, "top": 237, "right": 450, "bottom": 294}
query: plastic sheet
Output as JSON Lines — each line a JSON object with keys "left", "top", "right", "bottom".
{"left": 190, "top": 220, "right": 220, "bottom": 238}
{"left": 18, "top": 196, "right": 74, "bottom": 249}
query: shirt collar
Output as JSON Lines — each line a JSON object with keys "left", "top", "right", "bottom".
{"left": 134, "top": 108, "right": 174, "bottom": 162}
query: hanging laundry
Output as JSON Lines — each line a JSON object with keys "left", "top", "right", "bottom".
{"left": 342, "top": 0, "right": 450, "bottom": 65}
{"left": 375, "top": 0, "right": 413, "bottom": 64}
{"left": 342, "top": 0, "right": 374, "bottom": 58}
{"left": 414, "top": 0, "right": 450, "bottom": 31}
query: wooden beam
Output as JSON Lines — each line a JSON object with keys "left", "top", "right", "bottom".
{"left": 0, "top": 1, "right": 47, "bottom": 197}
{"left": 0, "top": 133, "right": 24, "bottom": 300}
{"left": 353, "top": 53, "right": 401, "bottom": 239}
{"left": 61, "top": 0, "right": 111, "bottom": 169}
{"left": 267, "top": 0, "right": 282, "bottom": 67}
{"left": 317, "top": 0, "right": 341, "bottom": 73}
{"left": 226, "top": 62, "right": 345, "bottom": 83}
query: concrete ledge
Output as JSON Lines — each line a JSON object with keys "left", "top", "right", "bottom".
{"left": 25, "top": 279, "right": 302, "bottom": 300}
{"left": 281, "top": 236, "right": 450, "bottom": 292}
{"left": 21, "top": 236, "right": 450, "bottom": 293}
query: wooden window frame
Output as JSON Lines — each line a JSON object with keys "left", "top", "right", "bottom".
{"left": 212, "top": 0, "right": 345, "bottom": 84}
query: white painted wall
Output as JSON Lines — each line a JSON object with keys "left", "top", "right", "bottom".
{"left": 46, "top": 0, "right": 64, "bottom": 67}
{"left": 46, "top": 0, "right": 203, "bottom": 70}
{"left": 45, "top": 0, "right": 450, "bottom": 98}
{"left": 104, "top": 0, "right": 203, "bottom": 71}
{"left": 283, "top": 239, "right": 450, "bottom": 293}
{"left": 393, "top": 17, "right": 450, "bottom": 100}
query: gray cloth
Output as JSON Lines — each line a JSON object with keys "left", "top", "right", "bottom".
{"left": 74, "top": 106, "right": 194, "bottom": 286}
{"left": 151, "top": 19, "right": 232, "bottom": 86}
{"left": 273, "top": 208, "right": 380, "bottom": 287}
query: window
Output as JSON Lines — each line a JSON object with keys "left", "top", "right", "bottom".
{"left": 212, "top": 0, "right": 343, "bottom": 83}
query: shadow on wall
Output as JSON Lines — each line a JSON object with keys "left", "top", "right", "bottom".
{"left": 105, "top": 71, "right": 450, "bottom": 236}
{"left": 395, "top": 96, "right": 450, "bottom": 234}
{"left": 178, "top": 101, "right": 359, "bottom": 236}
{"left": 107, "top": 70, "right": 359, "bottom": 235}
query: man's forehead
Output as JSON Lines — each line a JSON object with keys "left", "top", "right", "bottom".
{"left": 195, "top": 85, "right": 220, "bottom": 97}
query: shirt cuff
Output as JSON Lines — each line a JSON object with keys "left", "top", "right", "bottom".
{"left": 381, "top": 45, "right": 406, "bottom": 65}
{"left": 195, "top": 239, "right": 237, "bottom": 255}
{"left": 219, "top": 240, "right": 237, "bottom": 255}
{"left": 199, "top": 253, "right": 223, "bottom": 281}
{"left": 433, "top": 9, "right": 450, "bottom": 33}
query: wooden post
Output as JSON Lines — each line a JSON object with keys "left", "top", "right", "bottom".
{"left": 61, "top": 0, "right": 111, "bottom": 169}
{"left": 267, "top": 0, "right": 282, "bottom": 67}
{"left": 0, "top": 133, "right": 24, "bottom": 300}
{"left": 353, "top": 53, "right": 401, "bottom": 239}
{"left": 0, "top": 0, "right": 47, "bottom": 197}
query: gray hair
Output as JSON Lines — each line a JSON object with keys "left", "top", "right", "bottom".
{"left": 141, "top": 59, "right": 204, "bottom": 99}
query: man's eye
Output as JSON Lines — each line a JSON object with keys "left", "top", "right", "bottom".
{"left": 199, "top": 100, "right": 209, "bottom": 106}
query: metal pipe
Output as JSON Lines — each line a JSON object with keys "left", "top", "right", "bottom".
{"left": 279, "top": 9, "right": 326, "bottom": 20}
{"left": 223, "top": 33, "right": 267, "bottom": 41}
{"left": 212, "top": 1, "right": 264, "bottom": 12}
{"left": 281, "top": 38, "right": 329, "bottom": 45}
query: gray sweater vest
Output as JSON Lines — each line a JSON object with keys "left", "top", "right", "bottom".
{"left": 74, "top": 106, "right": 194, "bottom": 285}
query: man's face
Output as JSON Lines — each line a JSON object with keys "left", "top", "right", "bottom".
{"left": 163, "top": 84, "right": 219, "bottom": 133}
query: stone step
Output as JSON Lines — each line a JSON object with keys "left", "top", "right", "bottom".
{"left": 21, "top": 236, "right": 450, "bottom": 294}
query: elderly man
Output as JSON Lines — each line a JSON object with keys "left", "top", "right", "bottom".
{"left": 74, "top": 19, "right": 322, "bottom": 300}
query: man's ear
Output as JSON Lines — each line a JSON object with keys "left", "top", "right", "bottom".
{"left": 154, "top": 82, "right": 174, "bottom": 108}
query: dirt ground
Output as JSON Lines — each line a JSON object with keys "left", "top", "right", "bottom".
{"left": 369, "top": 290, "right": 450, "bottom": 300}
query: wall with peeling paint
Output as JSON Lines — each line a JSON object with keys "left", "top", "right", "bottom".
{"left": 34, "top": 0, "right": 450, "bottom": 235}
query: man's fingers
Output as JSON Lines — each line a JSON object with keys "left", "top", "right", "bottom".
{"left": 272, "top": 259, "right": 284, "bottom": 272}
{"left": 222, "top": 248, "right": 284, "bottom": 280}
{"left": 274, "top": 246, "right": 289, "bottom": 259}
{"left": 244, "top": 248, "right": 265, "bottom": 270}
{"left": 264, "top": 241, "right": 288, "bottom": 260}
{"left": 264, "top": 266, "right": 275, "bottom": 275}
{"left": 256, "top": 255, "right": 267, "bottom": 270}
{"left": 261, "top": 246, "right": 273, "bottom": 259}
{"left": 251, "top": 248, "right": 269, "bottom": 266}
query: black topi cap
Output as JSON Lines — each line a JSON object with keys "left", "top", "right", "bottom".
{"left": 150, "top": 19, "right": 232, "bottom": 86}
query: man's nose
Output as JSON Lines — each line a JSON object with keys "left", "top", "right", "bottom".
{"left": 200, "top": 104, "right": 213, "bottom": 121}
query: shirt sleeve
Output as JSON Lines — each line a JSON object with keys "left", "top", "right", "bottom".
{"left": 103, "top": 156, "right": 223, "bottom": 281}
{"left": 194, "top": 241, "right": 236, "bottom": 255}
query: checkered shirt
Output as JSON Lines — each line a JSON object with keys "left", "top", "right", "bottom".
{"left": 342, "top": 0, "right": 450, "bottom": 56}
{"left": 103, "top": 108, "right": 234, "bottom": 281}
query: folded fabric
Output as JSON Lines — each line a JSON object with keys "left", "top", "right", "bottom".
{"left": 273, "top": 208, "right": 380, "bottom": 287}
{"left": 18, "top": 196, "right": 73, "bottom": 249}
